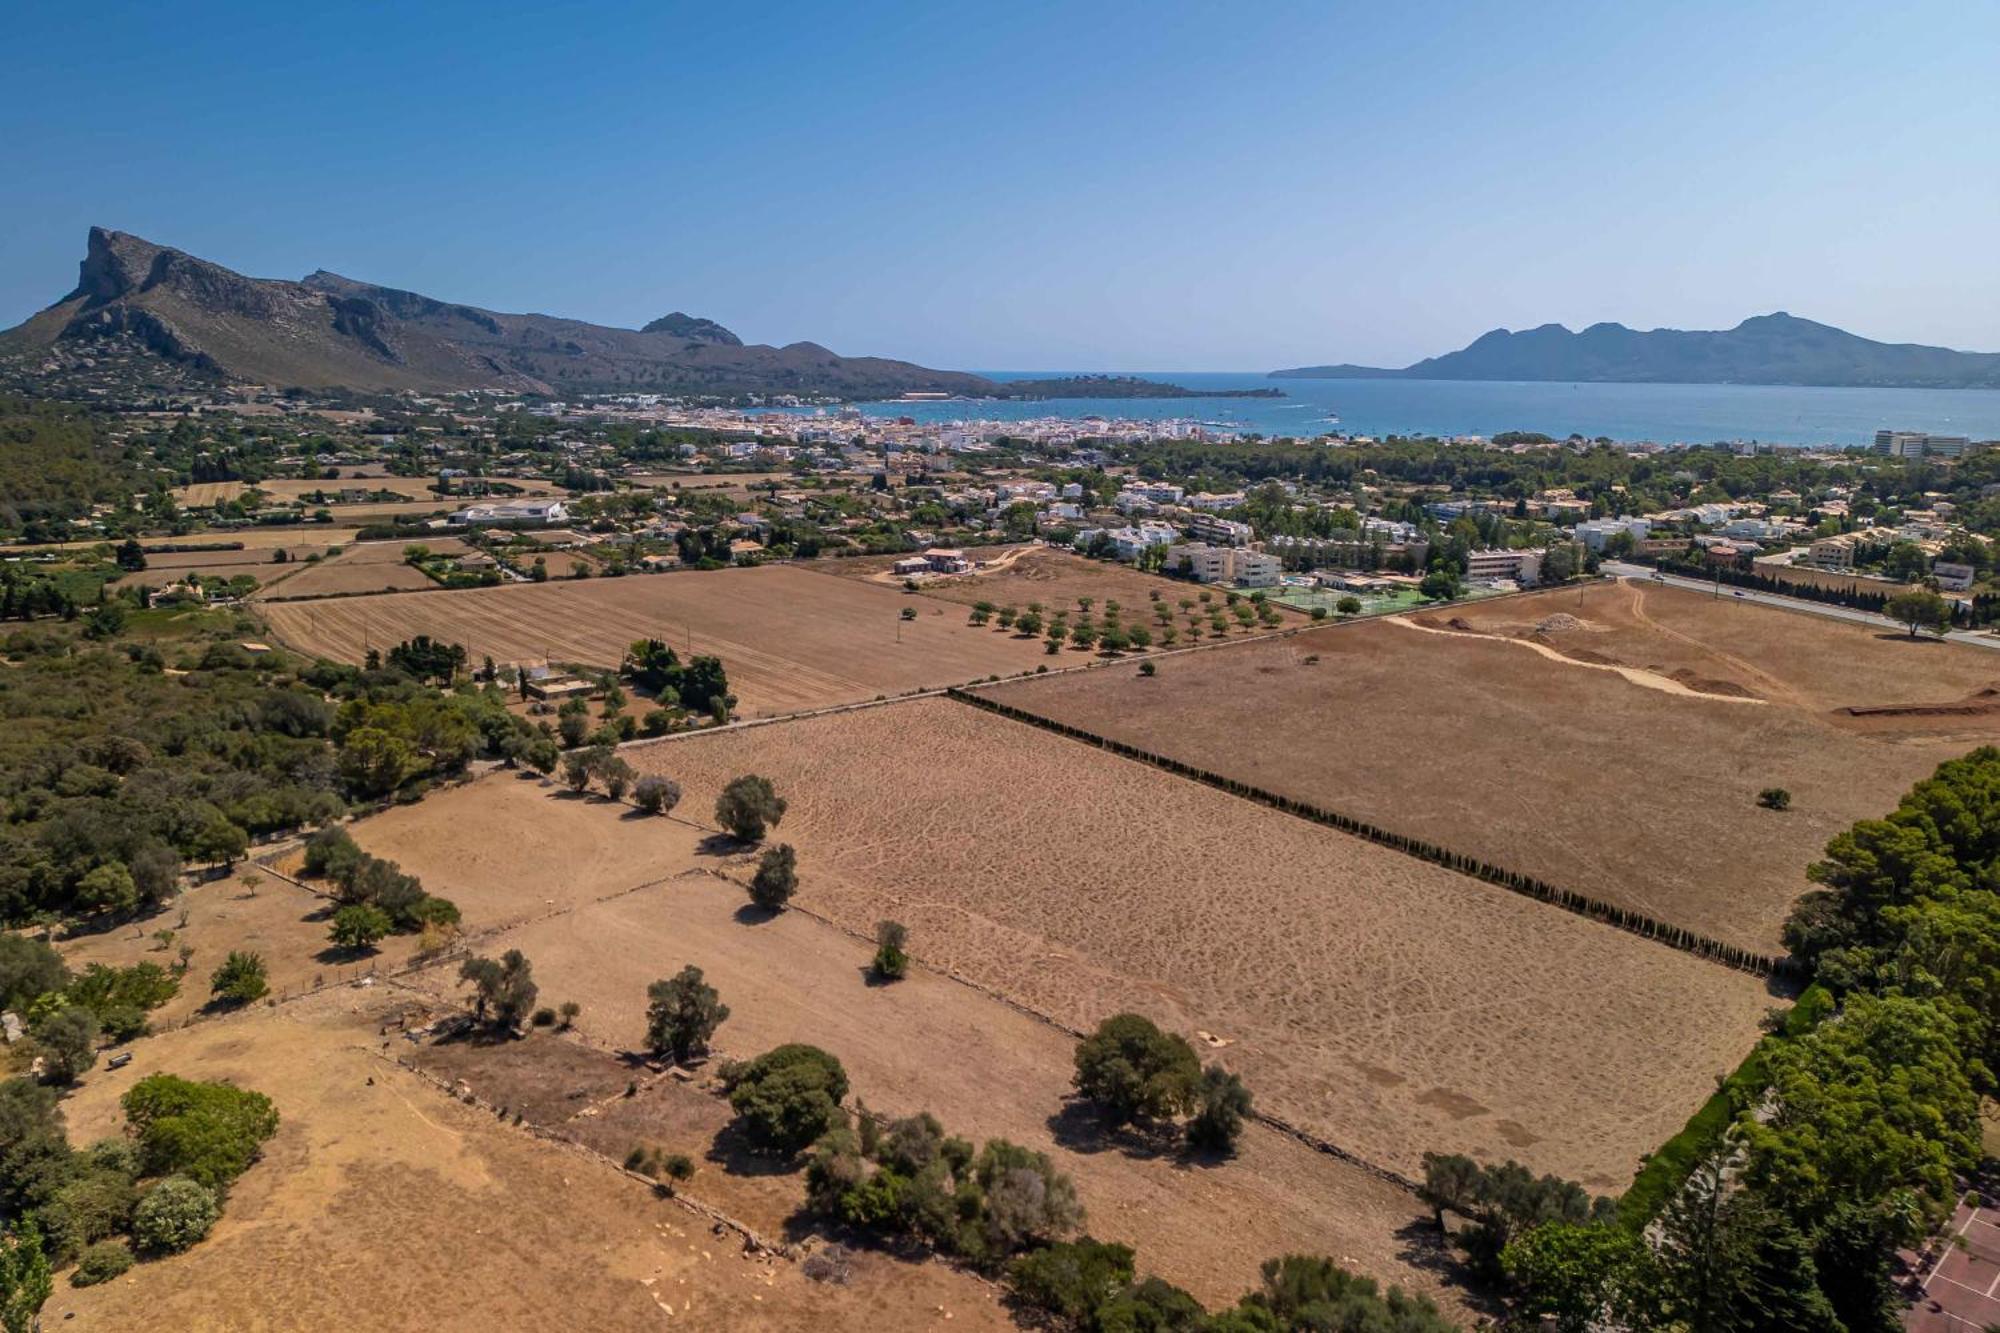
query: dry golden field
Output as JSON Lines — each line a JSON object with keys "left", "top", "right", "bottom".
{"left": 621, "top": 698, "right": 1771, "bottom": 1192}
{"left": 970, "top": 579, "right": 2000, "bottom": 952}
{"left": 359, "top": 774, "right": 1458, "bottom": 1308}
{"left": 258, "top": 565, "right": 1059, "bottom": 714}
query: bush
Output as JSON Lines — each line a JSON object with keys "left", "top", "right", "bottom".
{"left": 301, "top": 826, "right": 363, "bottom": 882}
{"left": 1073, "top": 1013, "right": 1201, "bottom": 1127}
{"left": 123, "top": 1074, "right": 280, "bottom": 1193}
{"left": 1186, "top": 1067, "right": 1253, "bottom": 1155}
{"left": 1758, "top": 787, "right": 1792, "bottom": 811}
{"left": 872, "top": 920, "right": 909, "bottom": 982}
{"left": 0, "top": 935, "right": 70, "bottom": 1013}
{"left": 531, "top": 1007, "right": 557, "bottom": 1027}
{"left": 208, "top": 951, "right": 268, "bottom": 1005}
{"left": 70, "top": 1239, "right": 133, "bottom": 1287}
{"left": 1137, "top": 661, "right": 1156, "bottom": 677}
{"left": 1006, "top": 1237, "right": 1136, "bottom": 1324}
{"left": 715, "top": 774, "right": 786, "bottom": 842}
{"left": 748, "top": 844, "right": 798, "bottom": 911}
{"left": 726, "top": 1044, "right": 849, "bottom": 1154}
{"left": 632, "top": 775, "right": 681, "bottom": 815}
{"left": 131, "top": 1176, "right": 218, "bottom": 1254}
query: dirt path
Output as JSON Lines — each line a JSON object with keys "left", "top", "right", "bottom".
{"left": 858, "top": 543, "right": 1035, "bottom": 588}
{"left": 1621, "top": 580, "right": 1814, "bottom": 712}
{"left": 1386, "top": 612, "right": 1768, "bottom": 705}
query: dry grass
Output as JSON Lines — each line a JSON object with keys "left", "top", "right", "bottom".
{"left": 259, "top": 565, "right": 1060, "bottom": 715}
{"left": 621, "top": 699, "right": 1771, "bottom": 1192}
{"left": 970, "top": 579, "right": 2000, "bottom": 953}
{"left": 367, "top": 778, "right": 1458, "bottom": 1308}
{"left": 44, "top": 990, "right": 1004, "bottom": 1331}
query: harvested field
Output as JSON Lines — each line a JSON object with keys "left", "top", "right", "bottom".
{"left": 260, "top": 564, "right": 1057, "bottom": 715}
{"left": 532, "top": 549, "right": 600, "bottom": 577}
{"left": 827, "top": 544, "right": 1303, "bottom": 628}
{"left": 971, "top": 580, "right": 2000, "bottom": 953}
{"left": 377, "top": 789, "right": 1458, "bottom": 1308}
{"left": 57, "top": 867, "right": 419, "bottom": 1026}
{"left": 112, "top": 544, "right": 331, "bottom": 589}
{"left": 46, "top": 990, "right": 1003, "bottom": 1331}
{"left": 619, "top": 699, "right": 1770, "bottom": 1192}
{"left": 253, "top": 538, "right": 471, "bottom": 599}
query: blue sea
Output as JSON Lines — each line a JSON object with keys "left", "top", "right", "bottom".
{"left": 801, "top": 372, "right": 2000, "bottom": 448}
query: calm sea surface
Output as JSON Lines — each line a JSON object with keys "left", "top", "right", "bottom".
{"left": 795, "top": 372, "right": 2000, "bottom": 448}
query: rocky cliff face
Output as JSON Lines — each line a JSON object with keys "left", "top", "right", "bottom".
{"left": 3, "top": 227, "right": 992, "bottom": 398}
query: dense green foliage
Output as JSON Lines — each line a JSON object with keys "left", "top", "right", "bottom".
{"left": 0, "top": 609, "right": 540, "bottom": 925}
{"left": 122, "top": 1074, "right": 279, "bottom": 1194}
{"left": 621, "top": 639, "right": 731, "bottom": 715}
{"left": 808, "top": 1110, "right": 1082, "bottom": 1267}
{"left": 459, "top": 950, "right": 537, "bottom": 1032}
{"left": 0, "top": 401, "right": 135, "bottom": 542}
{"left": 724, "top": 1044, "right": 849, "bottom": 1154}
{"left": 748, "top": 843, "right": 797, "bottom": 911}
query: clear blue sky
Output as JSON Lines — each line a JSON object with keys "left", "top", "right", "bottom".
{"left": 4, "top": 0, "right": 1996, "bottom": 370}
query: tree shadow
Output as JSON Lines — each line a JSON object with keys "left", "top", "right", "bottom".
{"left": 1393, "top": 1216, "right": 1504, "bottom": 1317}
{"left": 1045, "top": 1099, "right": 1176, "bottom": 1161}
{"left": 733, "top": 902, "right": 779, "bottom": 926}
{"left": 697, "top": 833, "right": 747, "bottom": 858}
{"left": 706, "top": 1119, "right": 802, "bottom": 1179}
{"left": 312, "top": 943, "right": 381, "bottom": 966}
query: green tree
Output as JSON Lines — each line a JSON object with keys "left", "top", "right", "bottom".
{"left": 207, "top": 951, "right": 268, "bottom": 1006}
{"left": 1186, "top": 1066, "right": 1252, "bottom": 1155}
{"left": 726, "top": 1044, "right": 849, "bottom": 1154}
{"left": 645, "top": 966, "right": 729, "bottom": 1063}
{"left": 1005, "top": 1237, "right": 1135, "bottom": 1326}
{"left": 30, "top": 1008, "right": 97, "bottom": 1085}
{"left": 633, "top": 775, "right": 681, "bottom": 815}
{"left": 748, "top": 843, "right": 798, "bottom": 911}
{"left": 715, "top": 774, "right": 786, "bottom": 842}
{"left": 458, "top": 950, "right": 538, "bottom": 1032}
{"left": 1073, "top": 1013, "right": 1201, "bottom": 1127}
{"left": 328, "top": 903, "right": 392, "bottom": 953}
{"left": 1501, "top": 1221, "right": 1654, "bottom": 1333}
{"left": 1884, "top": 588, "right": 1949, "bottom": 637}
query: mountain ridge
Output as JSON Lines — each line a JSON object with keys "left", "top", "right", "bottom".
{"left": 1271, "top": 313, "right": 2000, "bottom": 389}
{"left": 0, "top": 227, "right": 991, "bottom": 399}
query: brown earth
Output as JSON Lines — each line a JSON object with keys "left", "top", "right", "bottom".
{"left": 616, "top": 700, "right": 1770, "bottom": 1193}
{"left": 43, "top": 989, "right": 1006, "bottom": 1332}
{"left": 257, "top": 564, "right": 1063, "bottom": 715}
{"left": 970, "top": 580, "right": 2000, "bottom": 953}
{"left": 357, "top": 779, "right": 1462, "bottom": 1308}
{"left": 112, "top": 545, "right": 331, "bottom": 589}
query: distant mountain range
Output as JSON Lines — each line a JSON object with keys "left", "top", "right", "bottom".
{"left": 0, "top": 229, "right": 1260, "bottom": 404}
{"left": 1270, "top": 313, "right": 2000, "bottom": 390}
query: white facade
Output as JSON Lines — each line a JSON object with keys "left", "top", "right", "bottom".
{"left": 1464, "top": 548, "right": 1543, "bottom": 585}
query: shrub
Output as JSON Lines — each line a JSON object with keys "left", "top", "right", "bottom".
{"left": 123, "top": 1074, "right": 279, "bottom": 1193}
{"left": 1073, "top": 1013, "right": 1201, "bottom": 1127}
{"left": 1186, "top": 1067, "right": 1253, "bottom": 1154}
{"left": 646, "top": 966, "right": 729, "bottom": 1064}
{"left": 208, "top": 951, "right": 268, "bottom": 1005}
{"left": 871, "top": 920, "right": 909, "bottom": 982}
{"left": 530, "top": 1007, "right": 557, "bottom": 1027}
{"left": 70, "top": 1239, "right": 132, "bottom": 1287}
{"left": 726, "top": 1044, "right": 849, "bottom": 1154}
{"left": 632, "top": 775, "right": 681, "bottom": 815}
{"left": 557, "top": 1000, "right": 580, "bottom": 1029}
{"left": 131, "top": 1176, "right": 218, "bottom": 1254}
{"left": 715, "top": 774, "right": 786, "bottom": 841}
{"left": 301, "top": 826, "right": 363, "bottom": 882}
{"left": 748, "top": 844, "right": 798, "bottom": 911}
{"left": 1758, "top": 787, "right": 1792, "bottom": 811}
{"left": 0, "top": 936, "right": 70, "bottom": 1013}
{"left": 1006, "top": 1237, "right": 1136, "bottom": 1324}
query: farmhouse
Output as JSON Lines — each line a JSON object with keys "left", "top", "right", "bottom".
{"left": 922, "top": 548, "right": 973, "bottom": 574}
{"left": 448, "top": 499, "right": 570, "bottom": 526}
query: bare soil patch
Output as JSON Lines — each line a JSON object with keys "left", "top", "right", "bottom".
{"left": 973, "top": 580, "right": 2000, "bottom": 953}
{"left": 259, "top": 564, "right": 1056, "bottom": 715}
{"left": 620, "top": 699, "right": 1770, "bottom": 1193}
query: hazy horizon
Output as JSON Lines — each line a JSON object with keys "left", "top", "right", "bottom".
{"left": 5, "top": 0, "right": 1997, "bottom": 371}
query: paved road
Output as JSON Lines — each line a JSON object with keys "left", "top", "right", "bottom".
{"left": 1600, "top": 561, "right": 2000, "bottom": 652}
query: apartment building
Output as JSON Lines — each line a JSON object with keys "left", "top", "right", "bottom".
{"left": 1463, "top": 548, "right": 1544, "bottom": 585}
{"left": 1165, "top": 543, "right": 1282, "bottom": 587}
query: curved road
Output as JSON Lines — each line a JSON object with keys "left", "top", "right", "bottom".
{"left": 1599, "top": 561, "right": 2000, "bottom": 653}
